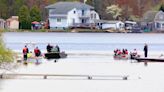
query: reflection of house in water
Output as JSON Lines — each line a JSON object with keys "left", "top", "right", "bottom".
{"left": 0, "top": 19, "right": 5, "bottom": 29}
{"left": 6, "top": 16, "right": 19, "bottom": 30}
{"left": 141, "top": 10, "right": 164, "bottom": 32}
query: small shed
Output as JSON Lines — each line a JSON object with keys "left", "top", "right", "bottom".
{"left": 0, "top": 19, "right": 5, "bottom": 29}
{"left": 6, "top": 16, "right": 19, "bottom": 29}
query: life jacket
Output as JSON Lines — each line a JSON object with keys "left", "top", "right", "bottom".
{"left": 34, "top": 49, "right": 39, "bottom": 54}
{"left": 23, "top": 48, "right": 28, "bottom": 54}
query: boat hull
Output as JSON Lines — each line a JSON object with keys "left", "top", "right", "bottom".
{"left": 44, "top": 52, "right": 67, "bottom": 59}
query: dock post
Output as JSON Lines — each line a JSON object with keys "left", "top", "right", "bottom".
{"left": 88, "top": 76, "right": 92, "bottom": 80}
{"left": 123, "top": 76, "right": 128, "bottom": 80}
{"left": 0, "top": 74, "right": 3, "bottom": 79}
{"left": 144, "top": 60, "right": 148, "bottom": 66}
{"left": 44, "top": 75, "right": 47, "bottom": 79}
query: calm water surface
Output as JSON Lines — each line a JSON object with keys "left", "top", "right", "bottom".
{"left": 3, "top": 32, "right": 164, "bottom": 52}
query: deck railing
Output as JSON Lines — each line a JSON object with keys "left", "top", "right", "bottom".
{"left": 0, "top": 73, "right": 128, "bottom": 80}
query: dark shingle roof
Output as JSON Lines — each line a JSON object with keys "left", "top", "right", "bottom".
{"left": 45, "top": 2, "right": 94, "bottom": 14}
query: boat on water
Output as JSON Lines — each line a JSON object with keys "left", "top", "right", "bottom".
{"left": 113, "top": 54, "right": 129, "bottom": 60}
{"left": 44, "top": 51, "right": 67, "bottom": 59}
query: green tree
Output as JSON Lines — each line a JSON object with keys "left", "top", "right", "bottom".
{"left": 159, "top": 4, "right": 164, "bottom": 12}
{"left": 18, "top": 5, "right": 31, "bottom": 29}
{"left": 106, "top": 4, "right": 122, "bottom": 19}
{"left": 0, "top": 0, "right": 8, "bottom": 19}
{"left": 0, "top": 30, "right": 13, "bottom": 64}
{"left": 30, "top": 5, "right": 41, "bottom": 22}
{"left": 12, "top": 0, "right": 25, "bottom": 15}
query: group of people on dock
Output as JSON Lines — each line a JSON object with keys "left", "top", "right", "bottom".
{"left": 22, "top": 43, "right": 60, "bottom": 61}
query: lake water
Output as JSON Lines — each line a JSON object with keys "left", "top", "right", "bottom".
{"left": 3, "top": 32, "right": 164, "bottom": 53}
{"left": 1, "top": 32, "right": 164, "bottom": 92}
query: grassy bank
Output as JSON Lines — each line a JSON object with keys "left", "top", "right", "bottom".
{"left": 0, "top": 30, "right": 14, "bottom": 64}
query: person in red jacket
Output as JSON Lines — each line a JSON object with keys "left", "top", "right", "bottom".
{"left": 34, "top": 47, "right": 41, "bottom": 57}
{"left": 23, "top": 45, "right": 29, "bottom": 61}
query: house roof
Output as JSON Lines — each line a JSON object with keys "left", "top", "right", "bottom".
{"left": 0, "top": 19, "right": 5, "bottom": 22}
{"left": 6, "top": 16, "right": 19, "bottom": 22}
{"left": 154, "top": 11, "right": 164, "bottom": 21}
{"left": 45, "top": 2, "right": 94, "bottom": 14}
{"left": 142, "top": 11, "right": 158, "bottom": 22}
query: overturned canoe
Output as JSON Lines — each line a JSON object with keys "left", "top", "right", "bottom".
{"left": 44, "top": 52, "right": 67, "bottom": 59}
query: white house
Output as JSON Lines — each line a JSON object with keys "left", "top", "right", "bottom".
{"left": 154, "top": 11, "right": 164, "bottom": 31}
{"left": 95, "top": 20, "right": 124, "bottom": 30}
{"left": 45, "top": 2, "right": 100, "bottom": 30}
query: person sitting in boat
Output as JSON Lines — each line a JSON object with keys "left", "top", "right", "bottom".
{"left": 47, "top": 43, "right": 53, "bottom": 53}
{"left": 122, "top": 49, "right": 126, "bottom": 54}
{"left": 34, "top": 47, "right": 41, "bottom": 57}
{"left": 51, "top": 45, "right": 60, "bottom": 53}
{"left": 117, "top": 49, "right": 122, "bottom": 55}
{"left": 132, "top": 49, "right": 137, "bottom": 56}
{"left": 114, "top": 49, "right": 118, "bottom": 55}
{"left": 55, "top": 45, "right": 60, "bottom": 52}
{"left": 125, "top": 49, "right": 128, "bottom": 55}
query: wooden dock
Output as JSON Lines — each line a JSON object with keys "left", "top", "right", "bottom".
{"left": 134, "top": 57, "right": 164, "bottom": 62}
{"left": 0, "top": 73, "right": 128, "bottom": 80}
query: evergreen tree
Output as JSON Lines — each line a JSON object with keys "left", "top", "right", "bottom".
{"left": 18, "top": 5, "right": 31, "bottom": 29}
{"left": 30, "top": 5, "right": 41, "bottom": 22}
{"left": 12, "top": 0, "right": 25, "bottom": 15}
{"left": 159, "top": 4, "right": 164, "bottom": 12}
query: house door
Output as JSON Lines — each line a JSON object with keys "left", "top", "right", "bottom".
{"left": 72, "top": 18, "right": 75, "bottom": 24}
{"left": 81, "top": 19, "right": 86, "bottom": 23}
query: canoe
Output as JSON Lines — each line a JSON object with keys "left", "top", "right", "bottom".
{"left": 44, "top": 52, "right": 67, "bottom": 59}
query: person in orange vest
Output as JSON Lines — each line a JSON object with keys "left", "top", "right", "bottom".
{"left": 34, "top": 47, "right": 41, "bottom": 57}
{"left": 23, "top": 45, "right": 29, "bottom": 61}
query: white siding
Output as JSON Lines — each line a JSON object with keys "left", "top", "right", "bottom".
{"left": 49, "top": 18, "right": 68, "bottom": 29}
{"left": 67, "top": 8, "right": 80, "bottom": 26}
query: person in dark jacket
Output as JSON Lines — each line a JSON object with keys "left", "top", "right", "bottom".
{"left": 144, "top": 43, "right": 148, "bottom": 57}
{"left": 55, "top": 45, "right": 60, "bottom": 52}
{"left": 46, "top": 43, "right": 53, "bottom": 53}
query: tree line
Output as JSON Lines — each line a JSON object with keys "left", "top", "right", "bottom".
{"left": 0, "top": 0, "right": 163, "bottom": 29}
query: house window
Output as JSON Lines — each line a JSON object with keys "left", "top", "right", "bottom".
{"left": 82, "top": 10, "right": 85, "bottom": 16}
{"left": 57, "top": 18, "right": 61, "bottom": 22}
{"left": 156, "top": 23, "right": 161, "bottom": 28}
{"left": 94, "top": 14, "right": 96, "bottom": 19}
{"left": 162, "top": 23, "right": 164, "bottom": 28}
{"left": 91, "top": 14, "right": 93, "bottom": 19}
{"left": 74, "top": 11, "right": 76, "bottom": 14}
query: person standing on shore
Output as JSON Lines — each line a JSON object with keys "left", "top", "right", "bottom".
{"left": 144, "top": 43, "right": 148, "bottom": 57}
{"left": 23, "top": 45, "right": 29, "bottom": 61}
